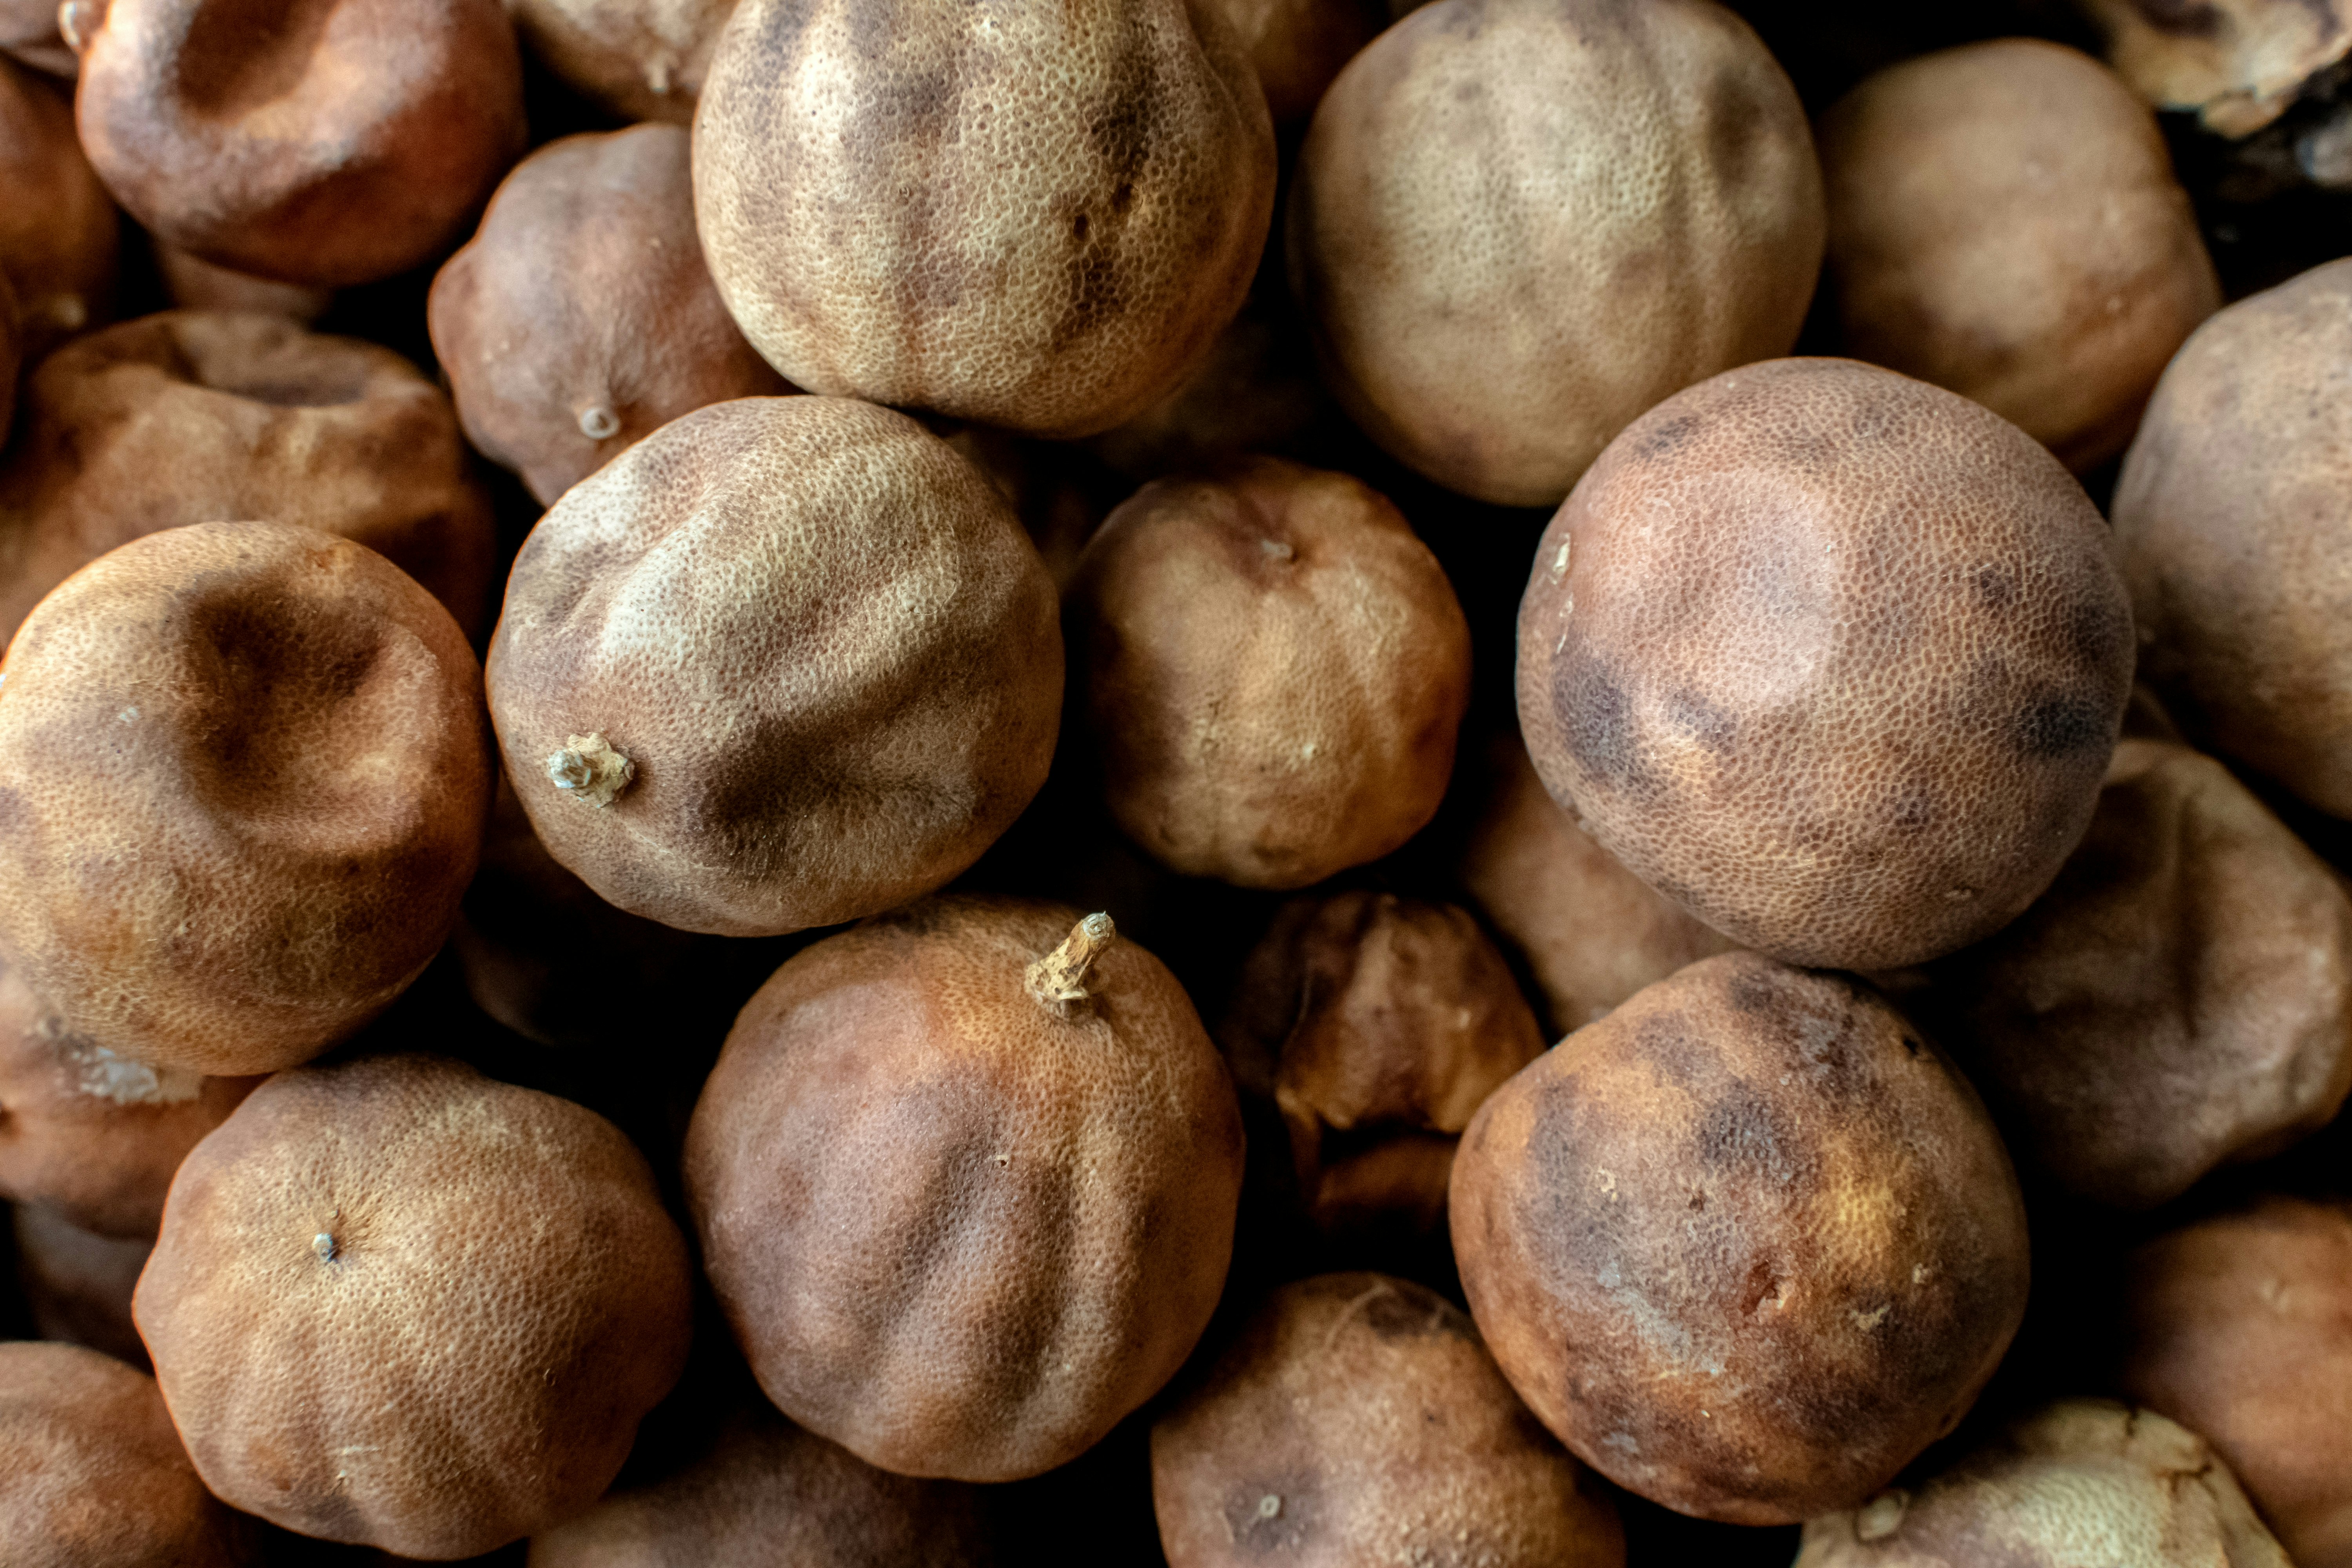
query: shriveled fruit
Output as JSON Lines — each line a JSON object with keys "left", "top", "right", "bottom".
{"left": 11, "top": 1204, "right": 151, "bottom": 1369}
{"left": 152, "top": 242, "right": 331, "bottom": 322}
{"left": 1518, "top": 358, "right": 2134, "bottom": 971}
{"left": 1796, "top": 1399, "right": 2289, "bottom": 1568}
{"left": 526, "top": 1406, "right": 997, "bottom": 1566}
{"left": 2121, "top": 1198, "right": 2352, "bottom": 1568}
{"left": 1818, "top": 40, "right": 2219, "bottom": 473}
{"left": 1451, "top": 952, "right": 2030, "bottom": 1524}
{"left": 73, "top": 0, "right": 526, "bottom": 287}
{"left": 0, "top": 1340, "right": 251, "bottom": 1567}
{"left": 0, "top": 54, "right": 116, "bottom": 357}
{"left": 693, "top": 0, "right": 1274, "bottom": 438}
{"left": 0, "top": 522, "right": 493, "bottom": 1077}
{"left": 2113, "top": 257, "right": 2352, "bottom": 818}
{"left": 1289, "top": 0, "right": 1822, "bottom": 506}
{"left": 1070, "top": 456, "right": 1469, "bottom": 888}
{"left": 488, "top": 397, "right": 1061, "bottom": 936}
{"left": 430, "top": 125, "right": 790, "bottom": 506}
{"left": 0, "top": 312, "right": 500, "bottom": 639}
{"left": 1152, "top": 1273, "right": 1624, "bottom": 1568}
{"left": 136, "top": 1053, "right": 694, "bottom": 1559}
{"left": 1892, "top": 737, "right": 2352, "bottom": 1209}
{"left": 509, "top": 0, "right": 735, "bottom": 123}
{"left": 684, "top": 897, "right": 1244, "bottom": 1481}
{"left": 1219, "top": 892, "right": 1544, "bottom": 1236}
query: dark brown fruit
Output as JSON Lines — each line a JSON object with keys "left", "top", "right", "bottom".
{"left": 1450, "top": 951, "right": 2030, "bottom": 1524}
{"left": 1197, "top": 0, "right": 1383, "bottom": 122}
{"left": 684, "top": 897, "right": 1244, "bottom": 1481}
{"left": 152, "top": 241, "right": 331, "bottom": 322}
{"left": 507, "top": 0, "right": 735, "bottom": 123}
{"left": 1151, "top": 1273, "right": 1624, "bottom": 1568}
{"left": 0, "top": 54, "right": 116, "bottom": 358}
{"left": 11, "top": 1203, "right": 151, "bottom": 1369}
{"left": 1517, "top": 358, "right": 2134, "bottom": 971}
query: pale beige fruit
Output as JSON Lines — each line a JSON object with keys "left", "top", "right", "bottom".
{"left": 0, "top": 1340, "right": 251, "bottom": 1566}
{"left": 152, "top": 241, "right": 331, "bottom": 322}
{"left": 0, "top": 54, "right": 116, "bottom": 358}
{"left": 0, "top": 522, "right": 493, "bottom": 1077}
{"left": 1070, "top": 456, "right": 1469, "bottom": 889}
{"left": 11, "top": 1203, "right": 151, "bottom": 1369}
{"left": 135, "top": 1053, "right": 695, "bottom": 1559}
{"left": 487, "top": 396, "right": 1061, "bottom": 936}
{"left": 1289, "top": 0, "right": 1822, "bottom": 506}
{"left": 693, "top": 0, "right": 1275, "bottom": 439}
{"left": 1797, "top": 1399, "right": 2289, "bottom": 1568}
{"left": 510, "top": 0, "right": 735, "bottom": 123}
{"left": 2078, "top": 0, "right": 2350, "bottom": 136}
{"left": 1152, "top": 1273, "right": 1624, "bottom": 1568}
{"left": 1818, "top": 40, "right": 2219, "bottom": 474}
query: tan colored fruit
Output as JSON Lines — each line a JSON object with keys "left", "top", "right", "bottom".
{"left": 0, "top": 522, "right": 493, "bottom": 1077}
{"left": 1895, "top": 737, "right": 2352, "bottom": 1209}
{"left": 684, "top": 897, "right": 1244, "bottom": 1481}
{"left": 1451, "top": 952, "right": 2030, "bottom": 1524}
{"left": 0, "top": 1340, "right": 251, "bottom": 1567}
{"left": 1219, "top": 892, "right": 1544, "bottom": 1237}
{"left": 2078, "top": 0, "right": 2349, "bottom": 137}
{"left": 136, "top": 1053, "right": 694, "bottom": 1559}
{"left": 0, "top": 55, "right": 116, "bottom": 358}
{"left": 1818, "top": 40, "right": 2219, "bottom": 474}
{"left": 152, "top": 241, "right": 331, "bottom": 322}
{"left": 2113, "top": 257, "right": 2352, "bottom": 818}
{"left": 1070, "top": 456, "right": 1469, "bottom": 888}
{"left": 0, "top": 312, "right": 501, "bottom": 640}
{"left": 488, "top": 396, "right": 1061, "bottom": 936}
{"left": 430, "top": 125, "right": 790, "bottom": 507}
{"left": 1198, "top": 0, "right": 1383, "bottom": 121}
{"left": 1151, "top": 1273, "right": 1625, "bottom": 1568}
{"left": 1518, "top": 358, "right": 2134, "bottom": 971}
{"left": 693, "top": 0, "right": 1274, "bottom": 439}
{"left": 2121, "top": 1198, "right": 2352, "bottom": 1568}
{"left": 509, "top": 0, "right": 734, "bottom": 123}
{"left": 526, "top": 1407, "right": 997, "bottom": 1566}
{"left": 1288, "top": 0, "right": 1822, "bottom": 506}
{"left": 1797, "top": 1399, "right": 2290, "bottom": 1568}
{"left": 1, "top": 0, "right": 74, "bottom": 75}
{"left": 73, "top": 0, "right": 525, "bottom": 287}
{"left": 11, "top": 1203, "right": 151, "bottom": 1370}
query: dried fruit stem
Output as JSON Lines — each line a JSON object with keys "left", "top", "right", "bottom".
{"left": 546, "top": 732, "right": 634, "bottom": 808}
{"left": 1026, "top": 912, "right": 1116, "bottom": 1015}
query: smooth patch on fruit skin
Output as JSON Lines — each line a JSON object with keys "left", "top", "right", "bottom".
{"left": 1449, "top": 952, "right": 2030, "bottom": 1526}
{"left": 1516, "top": 357, "right": 2134, "bottom": 973}
{"left": 0, "top": 56, "right": 118, "bottom": 360}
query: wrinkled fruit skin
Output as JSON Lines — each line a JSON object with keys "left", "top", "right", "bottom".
{"left": 1450, "top": 952, "right": 2031, "bottom": 1524}
{"left": 684, "top": 895, "right": 1245, "bottom": 1481}
{"left": 488, "top": 397, "right": 1061, "bottom": 936}
{"left": 693, "top": 0, "right": 1274, "bottom": 438}
{"left": 508, "top": 0, "right": 737, "bottom": 123}
{"left": 1517, "top": 358, "right": 2134, "bottom": 971}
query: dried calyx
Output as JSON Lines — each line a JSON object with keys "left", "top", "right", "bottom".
{"left": 546, "top": 732, "right": 634, "bottom": 808}
{"left": 1025, "top": 913, "right": 1116, "bottom": 1015}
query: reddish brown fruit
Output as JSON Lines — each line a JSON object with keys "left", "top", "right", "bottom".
{"left": 507, "top": 0, "right": 736, "bottom": 123}
{"left": 152, "top": 241, "right": 331, "bottom": 322}
{"left": 0, "top": 54, "right": 116, "bottom": 358}
{"left": 10, "top": 1204, "right": 151, "bottom": 1370}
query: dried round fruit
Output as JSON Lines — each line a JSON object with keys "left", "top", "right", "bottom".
{"left": 0, "top": 54, "right": 116, "bottom": 357}
{"left": 693, "top": 0, "right": 1274, "bottom": 438}
{"left": 684, "top": 897, "right": 1244, "bottom": 1481}
{"left": 1152, "top": 1273, "right": 1625, "bottom": 1568}
{"left": 1070, "top": 456, "right": 1469, "bottom": 889}
{"left": 508, "top": 0, "right": 735, "bottom": 123}
{"left": 10, "top": 1203, "right": 151, "bottom": 1370}
{"left": 1450, "top": 952, "right": 2030, "bottom": 1524}
{"left": 487, "top": 397, "right": 1061, "bottom": 937}
{"left": 152, "top": 241, "right": 332, "bottom": 322}
{"left": 135, "top": 1053, "right": 695, "bottom": 1559}
{"left": 1, "top": 0, "right": 74, "bottom": 75}
{"left": 0, "top": 522, "right": 494, "bottom": 1077}
{"left": 1818, "top": 40, "right": 2219, "bottom": 473}
{"left": 1198, "top": 0, "right": 1383, "bottom": 122}
{"left": 1517, "top": 358, "right": 2134, "bottom": 971}
{"left": 429, "top": 124, "right": 790, "bottom": 507}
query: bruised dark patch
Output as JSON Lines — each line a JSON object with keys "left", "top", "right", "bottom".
{"left": 1664, "top": 686, "right": 1737, "bottom": 755}
{"left": 1971, "top": 563, "right": 2018, "bottom": 612}
{"left": 1634, "top": 412, "right": 1701, "bottom": 461}
{"left": 2129, "top": 0, "right": 2222, "bottom": 35}
{"left": 1551, "top": 653, "right": 1648, "bottom": 795}
{"left": 2012, "top": 691, "right": 2111, "bottom": 759}
{"left": 1692, "top": 1093, "right": 1802, "bottom": 1187}
{"left": 2063, "top": 588, "right": 2133, "bottom": 672}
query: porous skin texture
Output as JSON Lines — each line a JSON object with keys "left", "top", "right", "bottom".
{"left": 154, "top": 241, "right": 332, "bottom": 321}
{"left": 1288, "top": 0, "right": 1823, "bottom": 507}
{"left": 0, "top": 522, "right": 494, "bottom": 1077}
{"left": 135, "top": 1054, "right": 695, "bottom": 1560}
{"left": 693, "top": 0, "right": 1275, "bottom": 439}
{"left": 430, "top": 125, "right": 791, "bottom": 507}
{"left": 487, "top": 397, "right": 1062, "bottom": 936}
{"left": 0, "top": 1340, "right": 252, "bottom": 1568}
{"left": 0, "top": 55, "right": 117, "bottom": 358}
{"left": 1460, "top": 728, "right": 1738, "bottom": 1038}
{"left": 1796, "top": 1400, "right": 2290, "bottom": 1568}
{"left": 526, "top": 1408, "right": 998, "bottom": 1566}
{"left": 1818, "top": 41, "right": 2219, "bottom": 475}
{"left": 2122, "top": 1198, "right": 2352, "bottom": 1568}
{"left": 1450, "top": 952, "right": 2031, "bottom": 1524}
{"left": 2113, "top": 257, "right": 2352, "bottom": 819}
{"left": 73, "top": 0, "right": 526, "bottom": 287}
{"left": 1196, "top": 0, "right": 1383, "bottom": 120}
{"left": 509, "top": 0, "right": 735, "bottom": 122}
{"left": 1219, "top": 891, "right": 1544, "bottom": 1237}
{"left": 1071, "top": 456, "right": 1470, "bottom": 889}
{"left": 1151, "top": 1274, "right": 1626, "bottom": 1568}
{"left": 11, "top": 1203, "right": 152, "bottom": 1369}
{"left": 0, "top": 951, "right": 261, "bottom": 1238}
{"left": 1517, "top": 358, "right": 2134, "bottom": 972}
{"left": 1896, "top": 738, "right": 2352, "bottom": 1210}
{"left": 683, "top": 895, "right": 1245, "bottom": 1482}
{"left": 0, "top": 312, "right": 501, "bottom": 641}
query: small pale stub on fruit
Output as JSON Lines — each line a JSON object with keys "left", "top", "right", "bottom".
{"left": 1025, "top": 912, "right": 1116, "bottom": 1013}
{"left": 547, "top": 733, "right": 633, "bottom": 808}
